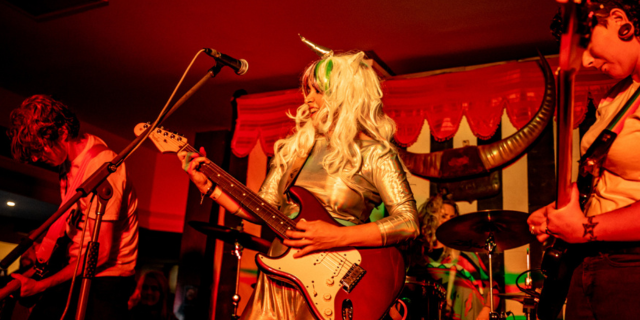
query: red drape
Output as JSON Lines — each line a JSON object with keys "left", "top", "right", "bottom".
{"left": 232, "top": 57, "right": 618, "bottom": 157}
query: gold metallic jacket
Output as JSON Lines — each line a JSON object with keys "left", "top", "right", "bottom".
{"left": 240, "top": 137, "right": 419, "bottom": 320}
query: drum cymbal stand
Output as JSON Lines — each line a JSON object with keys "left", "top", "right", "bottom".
{"left": 522, "top": 250, "right": 538, "bottom": 320}
{"left": 485, "top": 234, "right": 508, "bottom": 320}
{"left": 231, "top": 239, "right": 243, "bottom": 319}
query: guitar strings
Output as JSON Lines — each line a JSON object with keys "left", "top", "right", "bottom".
{"left": 166, "top": 138, "right": 360, "bottom": 273}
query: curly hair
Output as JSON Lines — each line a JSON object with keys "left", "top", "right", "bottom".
{"left": 7, "top": 94, "right": 80, "bottom": 163}
{"left": 271, "top": 51, "right": 397, "bottom": 194}
{"left": 416, "top": 193, "right": 460, "bottom": 253}
{"left": 551, "top": 0, "right": 640, "bottom": 41}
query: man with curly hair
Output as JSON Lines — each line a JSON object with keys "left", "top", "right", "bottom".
{"left": 7, "top": 94, "right": 138, "bottom": 320}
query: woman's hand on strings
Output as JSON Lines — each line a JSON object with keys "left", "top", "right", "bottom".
{"left": 178, "top": 146, "right": 212, "bottom": 193}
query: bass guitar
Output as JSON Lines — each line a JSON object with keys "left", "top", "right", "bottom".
{"left": 537, "top": 1, "right": 592, "bottom": 319}
{"left": 134, "top": 123, "right": 406, "bottom": 320}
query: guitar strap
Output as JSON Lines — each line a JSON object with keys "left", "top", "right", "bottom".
{"left": 35, "top": 141, "right": 109, "bottom": 265}
{"left": 579, "top": 82, "right": 640, "bottom": 207}
{"left": 277, "top": 140, "right": 317, "bottom": 199}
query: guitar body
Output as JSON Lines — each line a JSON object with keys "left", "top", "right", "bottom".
{"left": 538, "top": 240, "right": 579, "bottom": 320}
{"left": 256, "top": 186, "right": 406, "bottom": 320}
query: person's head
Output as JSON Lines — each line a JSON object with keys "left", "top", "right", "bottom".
{"left": 7, "top": 94, "right": 80, "bottom": 165}
{"left": 272, "top": 51, "right": 397, "bottom": 190}
{"left": 554, "top": 1, "right": 640, "bottom": 78}
{"left": 298, "top": 52, "right": 390, "bottom": 136}
{"left": 417, "top": 192, "right": 459, "bottom": 252}
{"left": 129, "top": 270, "right": 171, "bottom": 316}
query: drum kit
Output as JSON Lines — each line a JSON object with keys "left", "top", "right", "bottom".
{"left": 399, "top": 209, "right": 539, "bottom": 320}
{"left": 190, "top": 209, "right": 539, "bottom": 320}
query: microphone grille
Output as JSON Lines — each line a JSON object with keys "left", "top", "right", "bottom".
{"left": 237, "top": 59, "right": 249, "bottom": 76}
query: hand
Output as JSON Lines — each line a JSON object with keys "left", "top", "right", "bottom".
{"left": 527, "top": 184, "right": 588, "bottom": 243}
{"left": 177, "top": 147, "right": 212, "bottom": 193}
{"left": 546, "top": 184, "right": 589, "bottom": 243}
{"left": 528, "top": 204, "right": 552, "bottom": 243}
{"left": 10, "top": 273, "right": 44, "bottom": 297}
{"left": 283, "top": 219, "right": 345, "bottom": 258}
{"left": 476, "top": 306, "right": 490, "bottom": 320}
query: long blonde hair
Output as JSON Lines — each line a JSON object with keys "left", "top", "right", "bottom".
{"left": 272, "top": 51, "right": 397, "bottom": 191}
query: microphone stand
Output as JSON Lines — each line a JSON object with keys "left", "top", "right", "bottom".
{"left": 75, "top": 180, "right": 112, "bottom": 320}
{"left": 72, "top": 63, "right": 225, "bottom": 320}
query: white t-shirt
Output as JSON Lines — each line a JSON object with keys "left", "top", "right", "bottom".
{"left": 582, "top": 78, "right": 640, "bottom": 216}
{"left": 61, "top": 134, "right": 138, "bottom": 277}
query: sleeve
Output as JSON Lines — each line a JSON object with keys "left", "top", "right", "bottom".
{"left": 257, "top": 164, "right": 285, "bottom": 208}
{"left": 371, "top": 150, "right": 420, "bottom": 245}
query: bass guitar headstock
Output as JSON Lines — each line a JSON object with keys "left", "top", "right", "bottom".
{"left": 557, "top": 0, "right": 594, "bottom": 73}
{"left": 133, "top": 122, "right": 187, "bottom": 154}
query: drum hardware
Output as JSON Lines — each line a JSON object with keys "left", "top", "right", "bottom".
{"left": 397, "top": 276, "right": 448, "bottom": 320}
{"left": 189, "top": 221, "right": 272, "bottom": 319}
{"left": 496, "top": 293, "right": 539, "bottom": 320}
{"left": 436, "top": 210, "right": 536, "bottom": 320}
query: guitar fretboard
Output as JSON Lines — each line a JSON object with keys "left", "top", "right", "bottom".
{"left": 181, "top": 144, "right": 298, "bottom": 239}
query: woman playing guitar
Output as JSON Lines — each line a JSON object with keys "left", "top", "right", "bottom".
{"left": 180, "top": 46, "right": 420, "bottom": 319}
{"left": 528, "top": 1, "right": 640, "bottom": 319}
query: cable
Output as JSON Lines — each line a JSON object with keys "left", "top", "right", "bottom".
{"left": 59, "top": 194, "right": 95, "bottom": 320}
{"left": 114, "top": 49, "right": 206, "bottom": 167}
{"left": 515, "top": 269, "right": 541, "bottom": 299}
{"left": 58, "top": 49, "right": 208, "bottom": 320}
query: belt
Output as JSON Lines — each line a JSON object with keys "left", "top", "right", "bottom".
{"left": 576, "top": 241, "right": 640, "bottom": 256}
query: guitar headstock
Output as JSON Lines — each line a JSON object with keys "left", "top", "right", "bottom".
{"left": 557, "top": 0, "right": 594, "bottom": 73}
{"left": 134, "top": 122, "right": 188, "bottom": 154}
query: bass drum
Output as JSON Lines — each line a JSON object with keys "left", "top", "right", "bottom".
{"left": 396, "top": 276, "right": 448, "bottom": 320}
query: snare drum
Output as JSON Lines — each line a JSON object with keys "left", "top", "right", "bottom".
{"left": 397, "top": 276, "right": 448, "bottom": 320}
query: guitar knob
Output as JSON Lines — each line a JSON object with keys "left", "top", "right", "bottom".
{"left": 323, "top": 308, "right": 333, "bottom": 316}
{"left": 323, "top": 293, "right": 332, "bottom": 301}
{"left": 326, "top": 278, "right": 334, "bottom": 285}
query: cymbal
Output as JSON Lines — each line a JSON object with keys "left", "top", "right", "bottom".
{"left": 188, "top": 221, "right": 272, "bottom": 253}
{"left": 435, "top": 210, "right": 534, "bottom": 252}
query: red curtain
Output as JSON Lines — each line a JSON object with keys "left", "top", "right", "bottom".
{"left": 232, "top": 57, "right": 618, "bottom": 157}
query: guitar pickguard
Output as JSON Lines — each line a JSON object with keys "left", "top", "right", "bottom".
{"left": 257, "top": 248, "right": 362, "bottom": 320}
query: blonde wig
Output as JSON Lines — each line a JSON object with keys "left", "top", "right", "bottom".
{"left": 271, "top": 51, "right": 397, "bottom": 192}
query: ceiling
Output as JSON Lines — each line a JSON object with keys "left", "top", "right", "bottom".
{"left": 0, "top": 0, "right": 560, "bottom": 141}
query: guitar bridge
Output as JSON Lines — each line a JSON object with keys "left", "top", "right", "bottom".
{"left": 340, "top": 263, "right": 365, "bottom": 293}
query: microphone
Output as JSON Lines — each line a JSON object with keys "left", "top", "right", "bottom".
{"left": 203, "top": 48, "right": 249, "bottom": 75}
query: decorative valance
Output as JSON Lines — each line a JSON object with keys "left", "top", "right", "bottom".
{"left": 232, "top": 57, "right": 618, "bottom": 157}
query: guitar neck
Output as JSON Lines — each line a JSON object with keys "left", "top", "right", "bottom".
{"left": 556, "top": 70, "right": 576, "bottom": 209}
{"left": 180, "top": 144, "right": 296, "bottom": 239}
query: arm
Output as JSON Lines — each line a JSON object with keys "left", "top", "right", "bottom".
{"left": 528, "top": 183, "right": 640, "bottom": 243}
{"left": 178, "top": 148, "right": 262, "bottom": 224}
{"left": 13, "top": 148, "right": 123, "bottom": 297}
{"left": 12, "top": 219, "right": 116, "bottom": 297}
{"left": 283, "top": 149, "right": 419, "bottom": 257}
{"left": 370, "top": 151, "right": 420, "bottom": 245}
